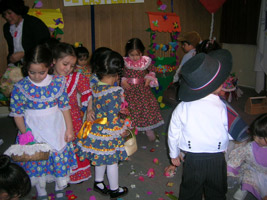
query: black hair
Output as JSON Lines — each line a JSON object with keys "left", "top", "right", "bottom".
{"left": 90, "top": 47, "right": 112, "bottom": 73}
{"left": 94, "top": 50, "right": 124, "bottom": 80}
{"left": 0, "top": 155, "right": 31, "bottom": 199}
{"left": 75, "top": 46, "right": 89, "bottom": 60}
{"left": 44, "top": 37, "right": 60, "bottom": 51}
{"left": 22, "top": 44, "right": 53, "bottom": 76}
{"left": 248, "top": 114, "right": 267, "bottom": 141}
{"left": 0, "top": 0, "right": 29, "bottom": 17}
{"left": 52, "top": 42, "right": 76, "bottom": 61}
{"left": 125, "top": 38, "right": 145, "bottom": 57}
{"left": 196, "top": 39, "right": 221, "bottom": 54}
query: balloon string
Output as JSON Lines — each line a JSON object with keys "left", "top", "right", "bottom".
{"left": 209, "top": 13, "right": 214, "bottom": 40}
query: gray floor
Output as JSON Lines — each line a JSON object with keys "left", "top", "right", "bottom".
{"left": 0, "top": 86, "right": 261, "bottom": 200}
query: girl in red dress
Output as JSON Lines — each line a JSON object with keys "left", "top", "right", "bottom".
{"left": 53, "top": 42, "right": 92, "bottom": 184}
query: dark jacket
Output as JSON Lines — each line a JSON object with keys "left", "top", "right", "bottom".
{"left": 3, "top": 14, "right": 50, "bottom": 63}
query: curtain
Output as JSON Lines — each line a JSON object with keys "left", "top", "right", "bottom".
{"left": 254, "top": 0, "right": 267, "bottom": 93}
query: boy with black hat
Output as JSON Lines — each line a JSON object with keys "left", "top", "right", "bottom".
{"left": 168, "top": 49, "right": 233, "bottom": 200}
{"left": 173, "top": 31, "right": 201, "bottom": 83}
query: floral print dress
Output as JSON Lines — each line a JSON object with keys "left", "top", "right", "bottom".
{"left": 9, "top": 75, "right": 77, "bottom": 188}
{"left": 123, "top": 56, "right": 164, "bottom": 131}
{"left": 227, "top": 141, "right": 267, "bottom": 199}
{"left": 66, "top": 72, "right": 92, "bottom": 183}
{"left": 77, "top": 82, "right": 128, "bottom": 166}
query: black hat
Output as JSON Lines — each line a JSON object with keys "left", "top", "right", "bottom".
{"left": 179, "top": 49, "right": 232, "bottom": 102}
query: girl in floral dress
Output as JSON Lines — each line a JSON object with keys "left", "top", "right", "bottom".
{"left": 9, "top": 44, "right": 77, "bottom": 200}
{"left": 227, "top": 114, "right": 267, "bottom": 200}
{"left": 121, "top": 38, "right": 164, "bottom": 141}
{"left": 53, "top": 42, "right": 92, "bottom": 184}
{"left": 77, "top": 50, "right": 128, "bottom": 199}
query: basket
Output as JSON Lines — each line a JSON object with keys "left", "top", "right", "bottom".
{"left": 124, "top": 129, "right": 137, "bottom": 156}
{"left": 4, "top": 143, "right": 51, "bottom": 162}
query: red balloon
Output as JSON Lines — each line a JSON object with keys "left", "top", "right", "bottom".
{"left": 199, "top": 0, "right": 226, "bottom": 13}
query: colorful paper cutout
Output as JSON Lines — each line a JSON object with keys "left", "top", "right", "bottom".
{"left": 28, "top": 8, "right": 64, "bottom": 29}
{"left": 147, "top": 12, "right": 181, "bottom": 32}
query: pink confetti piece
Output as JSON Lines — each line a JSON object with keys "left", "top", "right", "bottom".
{"left": 147, "top": 168, "right": 155, "bottom": 178}
{"left": 153, "top": 158, "right": 159, "bottom": 164}
{"left": 147, "top": 191, "right": 153, "bottom": 195}
{"left": 86, "top": 188, "right": 92, "bottom": 192}
{"left": 65, "top": 190, "right": 73, "bottom": 195}
{"left": 138, "top": 176, "right": 144, "bottom": 181}
{"left": 89, "top": 196, "right": 96, "bottom": 200}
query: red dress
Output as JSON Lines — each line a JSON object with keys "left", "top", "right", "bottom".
{"left": 66, "top": 72, "right": 92, "bottom": 183}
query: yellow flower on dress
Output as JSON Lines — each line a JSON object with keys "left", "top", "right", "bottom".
{"left": 105, "top": 99, "right": 111, "bottom": 104}
{"left": 96, "top": 104, "right": 101, "bottom": 109}
{"left": 94, "top": 154, "right": 99, "bottom": 160}
{"left": 96, "top": 113, "right": 102, "bottom": 118}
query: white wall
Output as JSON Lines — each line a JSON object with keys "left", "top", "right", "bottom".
{"left": 222, "top": 43, "right": 257, "bottom": 89}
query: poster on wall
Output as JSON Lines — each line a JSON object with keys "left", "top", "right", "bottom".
{"left": 63, "top": 0, "right": 144, "bottom": 6}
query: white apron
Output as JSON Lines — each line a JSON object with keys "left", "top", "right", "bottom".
{"left": 25, "top": 106, "right": 67, "bottom": 152}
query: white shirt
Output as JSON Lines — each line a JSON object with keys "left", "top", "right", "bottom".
{"left": 10, "top": 19, "right": 24, "bottom": 53}
{"left": 168, "top": 94, "right": 231, "bottom": 159}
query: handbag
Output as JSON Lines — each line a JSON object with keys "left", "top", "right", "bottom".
{"left": 162, "top": 81, "right": 180, "bottom": 106}
{"left": 124, "top": 129, "right": 137, "bottom": 156}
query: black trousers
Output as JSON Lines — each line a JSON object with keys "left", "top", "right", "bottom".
{"left": 179, "top": 152, "right": 227, "bottom": 200}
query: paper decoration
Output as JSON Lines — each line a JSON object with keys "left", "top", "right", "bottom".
{"left": 147, "top": 12, "right": 181, "bottom": 32}
{"left": 28, "top": 8, "right": 64, "bottom": 29}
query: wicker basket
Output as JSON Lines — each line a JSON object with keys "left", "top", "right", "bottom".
{"left": 5, "top": 143, "right": 51, "bottom": 162}
{"left": 11, "top": 151, "right": 50, "bottom": 162}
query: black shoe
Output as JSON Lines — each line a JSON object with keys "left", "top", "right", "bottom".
{"left": 110, "top": 186, "right": 128, "bottom": 199}
{"left": 93, "top": 181, "right": 110, "bottom": 196}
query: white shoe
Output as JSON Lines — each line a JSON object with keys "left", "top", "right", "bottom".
{"left": 233, "top": 188, "right": 248, "bottom": 200}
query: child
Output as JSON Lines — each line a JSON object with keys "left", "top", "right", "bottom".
{"left": 52, "top": 42, "right": 92, "bottom": 184}
{"left": 9, "top": 44, "right": 77, "bottom": 200}
{"left": 77, "top": 50, "right": 128, "bottom": 199}
{"left": 121, "top": 38, "right": 164, "bottom": 141}
{"left": 0, "top": 155, "right": 31, "bottom": 200}
{"left": 168, "top": 49, "right": 233, "bottom": 199}
{"left": 227, "top": 114, "right": 267, "bottom": 200}
{"left": 89, "top": 47, "right": 112, "bottom": 87}
{"left": 173, "top": 31, "right": 201, "bottom": 83}
{"left": 74, "top": 44, "right": 91, "bottom": 79}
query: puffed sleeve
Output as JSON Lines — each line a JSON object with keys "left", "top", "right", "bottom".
{"left": 77, "top": 73, "right": 92, "bottom": 107}
{"left": 57, "top": 77, "right": 70, "bottom": 110}
{"left": 9, "top": 83, "right": 26, "bottom": 117}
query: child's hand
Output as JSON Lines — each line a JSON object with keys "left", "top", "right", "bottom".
{"left": 120, "top": 131, "right": 129, "bottom": 138}
{"left": 120, "top": 108, "right": 129, "bottom": 115}
{"left": 145, "top": 79, "right": 151, "bottom": 87}
{"left": 65, "top": 128, "right": 75, "bottom": 143}
{"left": 121, "top": 80, "right": 131, "bottom": 89}
{"left": 86, "top": 109, "right": 95, "bottom": 122}
{"left": 171, "top": 153, "right": 184, "bottom": 167}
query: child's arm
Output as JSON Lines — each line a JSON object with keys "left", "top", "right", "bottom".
{"left": 121, "top": 78, "right": 131, "bottom": 89}
{"left": 14, "top": 116, "right": 26, "bottom": 134}
{"left": 86, "top": 97, "right": 95, "bottom": 121}
{"left": 62, "top": 109, "right": 74, "bottom": 142}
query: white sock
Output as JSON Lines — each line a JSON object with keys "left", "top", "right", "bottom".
{"left": 55, "top": 183, "right": 65, "bottom": 198}
{"left": 107, "top": 163, "right": 119, "bottom": 191}
{"left": 95, "top": 165, "right": 107, "bottom": 189}
{"left": 36, "top": 183, "right": 47, "bottom": 197}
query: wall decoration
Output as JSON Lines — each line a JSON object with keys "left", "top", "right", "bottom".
{"left": 146, "top": 10, "right": 181, "bottom": 109}
{"left": 28, "top": 8, "right": 64, "bottom": 29}
{"left": 63, "top": 0, "right": 144, "bottom": 7}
